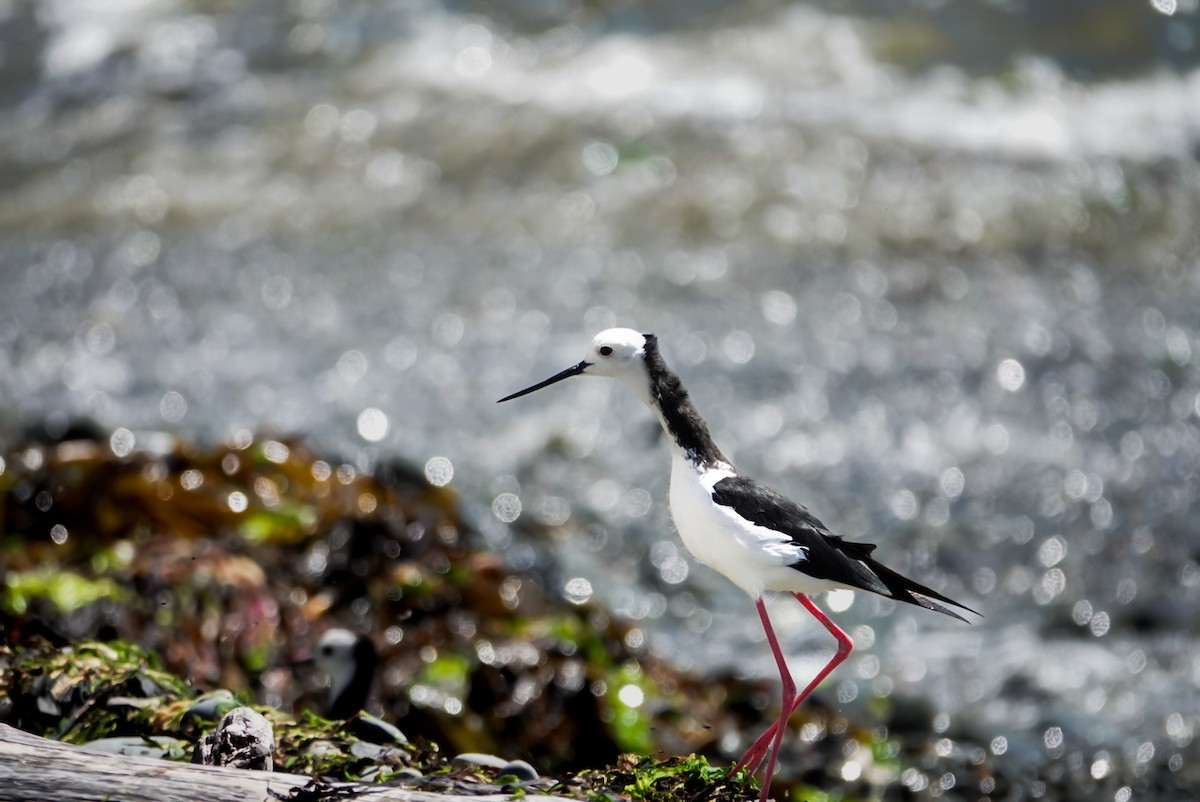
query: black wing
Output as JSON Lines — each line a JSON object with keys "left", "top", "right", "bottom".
{"left": 710, "top": 474, "right": 979, "bottom": 622}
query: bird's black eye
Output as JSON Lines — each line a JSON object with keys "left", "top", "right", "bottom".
{"left": 599, "top": 346, "right": 613, "bottom": 357}
{"left": 320, "top": 645, "right": 334, "bottom": 656}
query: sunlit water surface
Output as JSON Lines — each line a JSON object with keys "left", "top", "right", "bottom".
{"left": 2, "top": 0, "right": 1199, "bottom": 796}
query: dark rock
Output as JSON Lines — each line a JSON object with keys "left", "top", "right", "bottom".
{"left": 500, "top": 759, "right": 539, "bottom": 781}
{"left": 344, "top": 711, "right": 406, "bottom": 744}
{"left": 180, "top": 690, "right": 238, "bottom": 730}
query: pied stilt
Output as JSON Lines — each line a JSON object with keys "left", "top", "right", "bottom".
{"left": 306, "top": 628, "right": 379, "bottom": 720}
{"left": 499, "top": 328, "right": 978, "bottom": 801}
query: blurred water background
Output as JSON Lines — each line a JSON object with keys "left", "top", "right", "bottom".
{"left": 2, "top": 0, "right": 1199, "bottom": 796}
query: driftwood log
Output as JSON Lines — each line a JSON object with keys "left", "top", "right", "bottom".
{"left": 0, "top": 724, "right": 563, "bottom": 802}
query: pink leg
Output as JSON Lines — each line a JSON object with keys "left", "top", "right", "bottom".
{"left": 730, "top": 593, "right": 854, "bottom": 791}
{"left": 751, "top": 596, "right": 795, "bottom": 802}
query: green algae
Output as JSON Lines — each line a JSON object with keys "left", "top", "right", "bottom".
{"left": 4, "top": 570, "right": 127, "bottom": 614}
{"left": 604, "top": 663, "right": 654, "bottom": 756}
{"left": 567, "top": 753, "right": 761, "bottom": 802}
{"left": 3, "top": 639, "right": 195, "bottom": 743}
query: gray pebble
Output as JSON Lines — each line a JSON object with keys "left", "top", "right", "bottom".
{"left": 302, "top": 739, "right": 342, "bottom": 758}
{"left": 451, "top": 752, "right": 509, "bottom": 771}
{"left": 349, "top": 740, "right": 386, "bottom": 759}
{"left": 82, "top": 735, "right": 183, "bottom": 759}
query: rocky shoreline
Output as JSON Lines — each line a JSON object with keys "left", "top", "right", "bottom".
{"left": 2, "top": 427, "right": 1193, "bottom": 800}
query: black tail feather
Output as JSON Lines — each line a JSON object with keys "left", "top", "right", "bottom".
{"left": 863, "top": 556, "right": 981, "bottom": 622}
{"left": 826, "top": 538, "right": 980, "bottom": 621}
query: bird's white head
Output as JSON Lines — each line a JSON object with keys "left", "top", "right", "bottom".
{"left": 313, "top": 628, "right": 363, "bottom": 701}
{"left": 498, "top": 327, "right": 653, "bottom": 403}
{"left": 584, "top": 327, "right": 650, "bottom": 379}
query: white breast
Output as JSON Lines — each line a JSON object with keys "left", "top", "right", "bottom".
{"left": 667, "top": 453, "right": 843, "bottom": 599}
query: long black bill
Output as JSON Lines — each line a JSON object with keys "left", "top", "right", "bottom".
{"left": 498, "top": 360, "right": 590, "bottom": 402}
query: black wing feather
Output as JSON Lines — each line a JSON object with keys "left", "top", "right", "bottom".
{"left": 710, "top": 474, "right": 979, "bottom": 621}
